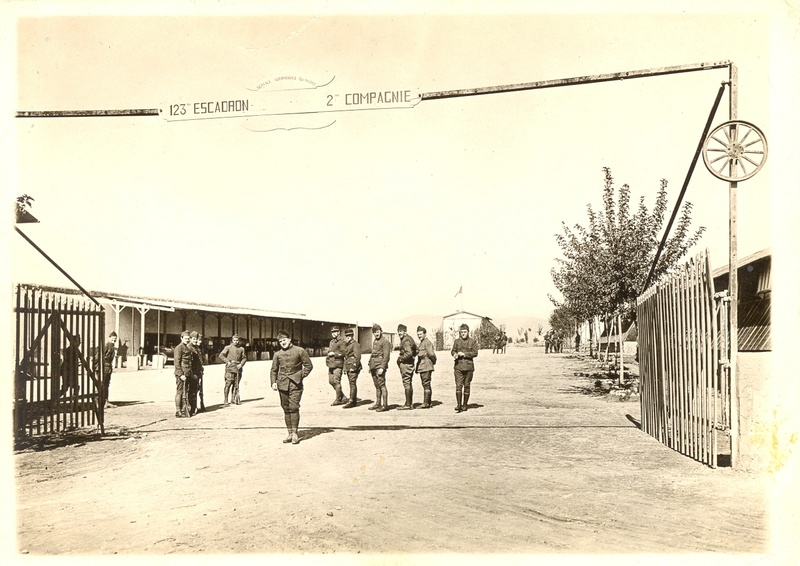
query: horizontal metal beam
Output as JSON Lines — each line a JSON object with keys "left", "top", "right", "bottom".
{"left": 421, "top": 60, "right": 731, "bottom": 101}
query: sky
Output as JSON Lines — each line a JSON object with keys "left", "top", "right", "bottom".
{"left": 2, "top": 1, "right": 796, "bottom": 326}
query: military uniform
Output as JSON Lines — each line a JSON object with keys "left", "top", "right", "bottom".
{"left": 173, "top": 338, "right": 194, "bottom": 417}
{"left": 220, "top": 338, "right": 247, "bottom": 405}
{"left": 189, "top": 332, "right": 204, "bottom": 415}
{"left": 326, "top": 327, "right": 348, "bottom": 405}
{"left": 368, "top": 325, "right": 392, "bottom": 412}
{"left": 342, "top": 329, "right": 362, "bottom": 409}
{"left": 102, "top": 333, "right": 117, "bottom": 408}
{"left": 451, "top": 326, "right": 479, "bottom": 412}
{"left": 415, "top": 328, "right": 437, "bottom": 409}
{"left": 270, "top": 339, "right": 313, "bottom": 444}
{"left": 396, "top": 325, "right": 418, "bottom": 410}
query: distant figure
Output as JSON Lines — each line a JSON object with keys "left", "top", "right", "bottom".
{"left": 544, "top": 331, "right": 552, "bottom": 354}
{"left": 574, "top": 332, "right": 581, "bottom": 353}
{"left": 501, "top": 332, "right": 508, "bottom": 354}
{"left": 342, "top": 328, "right": 362, "bottom": 409}
{"left": 396, "top": 324, "right": 418, "bottom": 410}
{"left": 415, "top": 326, "right": 436, "bottom": 409}
{"left": 451, "top": 323, "right": 478, "bottom": 413}
{"left": 190, "top": 331, "right": 205, "bottom": 414}
{"left": 59, "top": 334, "right": 82, "bottom": 398}
{"left": 368, "top": 324, "right": 392, "bottom": 412}
{"left": 117, "top": 339, "right": 129, "bottom": 368}
{"left": 492, "top": 334, "right": 501, "bottom": 354}
{"left": 326, "top": 326, "right": 348, "bottom": 406}
{"left": 270, "top": 330, "right": 313, "bottom": 445}
{"left": 220, "top": 334, "right": 246, "bottom": 405}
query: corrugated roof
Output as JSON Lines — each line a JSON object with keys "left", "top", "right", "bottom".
{"left": 738, "top": 298, "right": 771, "bottom": 351}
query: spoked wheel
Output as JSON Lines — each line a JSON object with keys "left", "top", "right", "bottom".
{"left": 702, "top": 120, "right": 768, "bottom": 182}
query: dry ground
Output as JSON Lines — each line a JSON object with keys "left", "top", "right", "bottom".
{"left": 13, "top": 346, "right": 775, "bottom": 556}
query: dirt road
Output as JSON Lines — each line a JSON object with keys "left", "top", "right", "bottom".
{"left": 13, "top": 346, "right": 773, "bottom": 555}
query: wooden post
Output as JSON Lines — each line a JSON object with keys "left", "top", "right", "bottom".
{"left": 728, "top": 63, "right": 739, "bottom": 468}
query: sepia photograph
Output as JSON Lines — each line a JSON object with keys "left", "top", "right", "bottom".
{"left": 2, "top": 1, "right": 799, "bottom": 563}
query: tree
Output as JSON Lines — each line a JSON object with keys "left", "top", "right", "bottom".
{"left": 550, "top": 167, "right": 704, "bottom": 319}
{"left": 15, "top": 194, "right": 35, "bottom": 223}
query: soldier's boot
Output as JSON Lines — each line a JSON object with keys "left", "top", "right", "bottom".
{"left": 398, "top": 388, "right": 413, "bottom": 410}
{"left": 291, "top": 413, "right": 300, "bottom": 444}
{"left": 343, "top": 385, "right": 358, "bottom": 408}
{"left": 368, "top": 390, "right": 381, "bottom": 410}
{"left": 223, "top": 383, "right": 231, "bottom": 405}
{"left": 455, "top": 390, "right": 463, "bottom": 412}
{"left": 283, "top": 413, "right": 293, "bottom": 443}
{"left": 375, "top": 387, "right": 389, "bottom": 412}
{"left": 462, "top": 390, "right": 470, "bottom": 412}
{"left": 291, "top": 428, "right": 300, "bottom": 445}
{"left": 421, "top": 389, "right": 432, "bottom": 409}
{"left": 233, "top": 385, "right": 241, "bottom": 405}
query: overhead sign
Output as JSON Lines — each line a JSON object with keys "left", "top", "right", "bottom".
{"left": 159, "top": 86, "right": 421, "bottom": 122}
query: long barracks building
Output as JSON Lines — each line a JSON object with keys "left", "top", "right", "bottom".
{"left": 21, "top": 285, "right": 376, "bottom": 369}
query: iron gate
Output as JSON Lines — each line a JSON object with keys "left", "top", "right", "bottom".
{"left": 14, "top": 285, "right": 106, "bottom": 439}
{"left": 636, "top": 251, "right": 731, "bottom": 467}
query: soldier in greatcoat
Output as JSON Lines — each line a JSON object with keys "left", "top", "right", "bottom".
{"left": 189, "top": 331, "right": 204, "bottom": 415}
{"left": 326, "top": 326, "right": 349, "bottom": 406}
{"left": 270, "top": 330, "right": 313, "bottom": 445}
{"left": 451, "top": 323, "right": 479, "bottom": 413}
{"left": 342, "top": 328, "right": 362, "bottom": 409}
{"left": 415, "top": 326, "right": 437, "bottom": 409}
{"left": 396, "top": 324, "right": 418, "bottom": 410}
{"left": 368, "top": 324, "right": 392, "bottom": 412}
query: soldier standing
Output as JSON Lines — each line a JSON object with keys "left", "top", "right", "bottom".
{"left": 189, "top": 331, "right": 205, "bottom": 414}
{"left": 270, "top": 330, "right": 313, "bottom": 445}
{"left": 415, "top": 326, "right": 437, "bottom": 409}
{"left": 102, "top": 331, "right": 117, "bottom": 409}
{"left": 342, "top": 328, "right": 362, "bottom": 409}
{"left": 368, "top": 324, "right": 391, "bottom": 412}
{"left": 451, "top": 323, "right": 479, "bottom": 413}
{"left": 220, "top": 334, "right": 247, "bottom": 405}
{"left": 396, "top": 324, "right": 418, "bottom": 410}
{"left": 173, "top": 330, "right": 194, "bottom": 418}
{"left": 326, "top": 326, "right": 349, "bottom": 406}
{"left": 58, "top": 333, "right": 82, "bottom": 398}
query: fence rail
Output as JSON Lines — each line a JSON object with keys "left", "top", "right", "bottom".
{"left": 636, "top": 251, "right": 730, "bottom": 467}
{"left": 14, "top": 285, "right": 106, "bottom": 439}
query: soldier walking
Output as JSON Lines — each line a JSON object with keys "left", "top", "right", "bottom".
{"left": 173, "top": 330, "right": 194, "bottom": 418}
{"left": 415, "top": 326, "right": 437, "bottom": 409}
{"left": 396, "top": 324, "right": 417, "bottom": 410}
{"left": 220, "top": 334, "right": 246, "bottom": 405}
{"left": 326, "top": 326, "right": 349, "bottom": 406}
{"left": 270, "top": 330, "right": 313, "bottom": 445}
{"left": 368, "top": 324, "right": 391, "bottom": 412}
{"left": 451, "top": 323, "right": 479, "bottom": 413}
{"left": 342, "top": 328, "right": 362, "bottom": 409}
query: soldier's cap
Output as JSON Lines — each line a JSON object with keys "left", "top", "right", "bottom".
{"left": 459, "top": 324, "right": 470, "bottom": 331}
{"left": 331, "top": 326, "right": 340, "bottom": 332}
{"left": 109, "top": 331, "right": 117, "bottom": 337}
{"left": 180, "top": 330, "right": 190, "bottom": 337}
{"left": 344, "top": 328, "right": 354, "bottom": 336}
{"left": 417, "top": 326, "right": 426, "bottom": 333}
{"left": 277, "top": 330, "right": 290, "bottom": 339}
{"left": 189, "top": 331, "right": 199, "bottom": 338}
{"left": 397, "top": 324, "right": 407, "bottom": 332}
{"left": 232, "top": 334, "right": 240, "bottom": 340}
{"left": 372, "top": 324, "right": 382, "bottom": 332}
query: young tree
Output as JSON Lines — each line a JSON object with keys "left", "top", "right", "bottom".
{"left": 550, "top": 167, "right": 704, "bottom": 319}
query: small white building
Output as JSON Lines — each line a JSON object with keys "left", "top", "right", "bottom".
{"left": 441, "top": 310, "right": 499, "bottom": 350}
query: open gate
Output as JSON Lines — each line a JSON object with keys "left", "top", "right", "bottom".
{"left": 14, "top": 285, "right": 106, "bottom": 439}
{"left": 636, "top": 251, "right": 731, "bottom": 467}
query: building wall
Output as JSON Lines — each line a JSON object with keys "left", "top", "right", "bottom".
{"left": 736, "top": 351, "right": 773, "bottom": 471}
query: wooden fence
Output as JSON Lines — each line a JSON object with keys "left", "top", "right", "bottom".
{"left": 636, "top": 251, "right": 730, "bottom": 467}
{"left": 14, "top": 285, "right": 106, "bottom": 439}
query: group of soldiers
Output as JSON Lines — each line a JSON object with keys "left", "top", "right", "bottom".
{"left": 166, "top": 321, "right": 481, "bottom": 444}
{"left": 58, "top": 330, "right": 117, "bottom": 410}
{"left": 173, "top": 331, "right": 247, "bottom": 418}
{"left": 544, "top": 330, "right": 564, "bottom": 354}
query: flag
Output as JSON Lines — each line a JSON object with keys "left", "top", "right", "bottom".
{"left": 454, "top": 285, "right": 462, "bottom": 298}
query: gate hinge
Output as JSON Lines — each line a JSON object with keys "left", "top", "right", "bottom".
{"left": 713, "top": 423, "right": 730, "bottom": 432}
{"left": 714, "top": 291, "right": 731, "bottom": 302}
{"left": 718, "top": 358, "right": 730, "bottom": 368}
